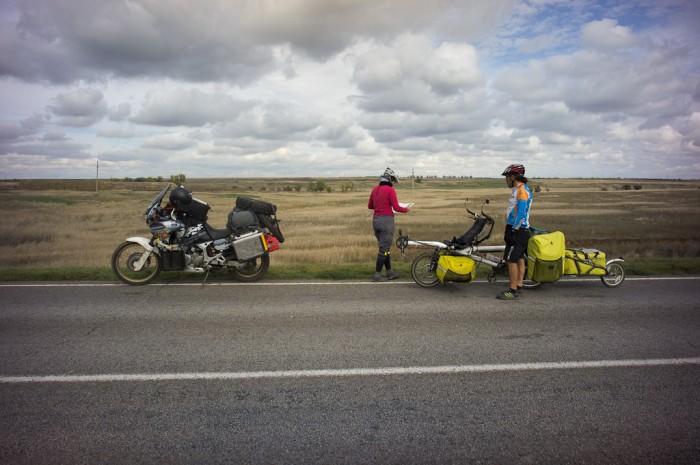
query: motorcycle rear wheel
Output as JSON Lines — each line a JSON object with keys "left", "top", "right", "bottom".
{"left": 230, "top": 254, "right": 270, "bottom": 282}
{"left": 111, "top": 241, "right": 161, "bottom": 285}
{"left": 410, "top": 251, "right": 441, "bottom": 287}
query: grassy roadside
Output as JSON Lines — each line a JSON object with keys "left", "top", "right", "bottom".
{"left": 1, "top": 258, "right": 698, "bottom": 283}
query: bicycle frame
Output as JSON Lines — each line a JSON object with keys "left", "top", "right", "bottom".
{"left": 403, "top": 239, "right": 505, "bottom": 267}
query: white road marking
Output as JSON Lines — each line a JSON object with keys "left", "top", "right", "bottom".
{"left": 1, "top": 357, "right": 698, "bottom": 384}
{"left": 0, "top": 276, "right": 698, "bottom": 287}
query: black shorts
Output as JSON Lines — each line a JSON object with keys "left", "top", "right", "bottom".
{"left": 503, "top": 225, "right": 530, "bottom": 263}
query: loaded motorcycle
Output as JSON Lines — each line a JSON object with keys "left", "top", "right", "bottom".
{"left": 111, "top": 184, "right": 284, "bottom": 285}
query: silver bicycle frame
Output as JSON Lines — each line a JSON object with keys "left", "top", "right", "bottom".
{"left": 405, "top": 240, "right": 506, "bottom": 268}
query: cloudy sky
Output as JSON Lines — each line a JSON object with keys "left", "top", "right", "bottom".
{"left": 1, "top": 0, "right": 699, "bottom": 180}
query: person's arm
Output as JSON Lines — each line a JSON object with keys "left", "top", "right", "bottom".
{"left": 389, "top": 188, "right": 409, "bottom": 213}
{"left": 368, "top": 187, "right": 376, "bottom": 210}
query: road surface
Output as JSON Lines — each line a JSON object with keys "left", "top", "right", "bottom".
{"left": 1, "top": 277, "right": 699, "bottom": 464}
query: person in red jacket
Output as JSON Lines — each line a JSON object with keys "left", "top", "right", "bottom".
{"left": 368, "top": 168, "right": 410, "bottom": 281}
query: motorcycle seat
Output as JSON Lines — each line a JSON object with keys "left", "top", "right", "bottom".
{"left": 205, "top": 224, "right": 230, "bottom": 240}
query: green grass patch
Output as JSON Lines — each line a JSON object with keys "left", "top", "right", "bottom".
{"left": 623, "top": 258, "right": 700, "bottom": 275}
{"left": 0, "top": 267, "right": 114, "bottom": 281}
{"left": 0, "top": 257, "right": 697, "bottom": 283}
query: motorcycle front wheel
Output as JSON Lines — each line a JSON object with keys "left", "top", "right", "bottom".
{"left": 230, "top": 254, "right": 270, "bottom": 282}
{"left": 410, "top": 251, "right": 441, "bottom": 287}
{"left": 111, "top": 241, "right": 161, "bottom": 285}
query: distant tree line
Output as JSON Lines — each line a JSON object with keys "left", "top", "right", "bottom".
{"left": 108, "top": 174, "right": 187, "bottom": 185}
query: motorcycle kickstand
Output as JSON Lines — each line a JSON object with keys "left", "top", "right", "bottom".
{"left": 201, "top": 269, "right": 210, "bottom": 287}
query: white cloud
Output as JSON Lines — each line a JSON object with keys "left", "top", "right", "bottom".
{"left": 581, "top": 18, "right": 638, "bottom": 51}
{"left": 47, "top": 88, "right": 109, "bottom": 127}
{"left": 422, "top": 43, "right": 483, "bottom": 95}
{"left": 142, "top": 133, "right": 198, "bottom": 151}
{"left": 131, "top": 89, "right": 253, "bottom": 127}
{"left": 0, "top": 0, "right": 698, "bottom": 179}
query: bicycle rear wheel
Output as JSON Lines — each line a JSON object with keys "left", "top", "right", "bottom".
{"left": 410, "top": 251, "right": 441, "bottom": 287}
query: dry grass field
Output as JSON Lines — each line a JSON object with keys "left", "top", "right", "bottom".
{"left": 1, "top": 177, "right": 699, "bottom": 278}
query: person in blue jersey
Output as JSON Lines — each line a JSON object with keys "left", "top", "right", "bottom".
{"left": 498, "top": 164, "right": 532, "bottom": 300}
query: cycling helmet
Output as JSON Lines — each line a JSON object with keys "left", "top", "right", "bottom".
{"left": 382, "top": 167, "right": 399, "bottom": 183}
{"left": 169, "top": 186, "right": 192, "bottom": 207}
{"left": 501, "top": 164, "right": 525, "bottom": 176}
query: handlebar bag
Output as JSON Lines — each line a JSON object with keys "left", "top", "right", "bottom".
{"left": 564, "top": 248, "right": 606, "bottom": 275}
{"left": 436, "top": 255, "right": 476, "bottom": 283}
{"left": 526, "top": 231, "right": 565, "bottom": 283}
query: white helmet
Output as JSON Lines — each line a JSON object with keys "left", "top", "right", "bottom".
{"left": 382, "top": 167, "right": 399, "bottom": 183}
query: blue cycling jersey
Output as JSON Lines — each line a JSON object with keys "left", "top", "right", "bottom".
{"left": 506, "top": 182, "right": 532, "bottom": 228}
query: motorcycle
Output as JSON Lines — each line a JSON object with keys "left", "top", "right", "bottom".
{"left": 111, "top": 184, "right": 284, "bottom": 285}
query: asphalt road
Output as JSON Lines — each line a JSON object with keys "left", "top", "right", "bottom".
{"left": 1, "top": 277, "right": 699, "bottom": 464}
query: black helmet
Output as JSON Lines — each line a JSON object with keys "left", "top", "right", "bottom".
{"left": 169, "top": 186, "right": 192, "bottom": 207}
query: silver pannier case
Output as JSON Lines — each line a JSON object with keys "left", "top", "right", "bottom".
{"left": 233, "top": 231, "right": 266, "bottom": 260}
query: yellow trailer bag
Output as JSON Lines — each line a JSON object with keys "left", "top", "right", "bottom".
{"left": 526, "top": 231, "right": 565, "bottom": 283}
{"left": 564, "top": 248, "right": 606, "bottom": 275}
{"left": 436, "top": 255, "right": 476, "bottom": 283}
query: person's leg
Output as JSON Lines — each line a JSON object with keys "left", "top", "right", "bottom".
{"left": 516, "top": 258, "right": 526, "bottom": 288}
{"left": 375, "top": 252, "right": 386, "bottom": 272}
{"left": 507, "top": 261, "right": 519, "bottom": 290}
{"left": 374, "top": 216, "right": 396, "bottom": 280}
{"left": 498, "top": 226, "right": 519, "bottom": 299}
{"left": 385, "top": 251, "right": 400, "bottom": 279}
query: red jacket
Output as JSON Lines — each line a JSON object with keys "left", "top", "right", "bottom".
{"left": 368, "top": 184, "right": 408, "bottom": 217}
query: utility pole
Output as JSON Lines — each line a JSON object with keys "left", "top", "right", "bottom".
{"left": 412, "top": 167, "right": 415, "bottom": 202}
{"left": 95, "top": 158, "right": 99, "bottom": 195}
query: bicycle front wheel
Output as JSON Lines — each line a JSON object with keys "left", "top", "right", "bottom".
{"left": 410, "top": 251, "right": 441, "bottom": 287}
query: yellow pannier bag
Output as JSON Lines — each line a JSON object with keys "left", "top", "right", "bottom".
{"left": 526, "top": 231, "right": 565, "bottom": 283}
{"left": 436, "top": 255, "right": 476, "bottom": 283}
{"left": 564, "top": 248, "right": 606, "bottom": 275}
